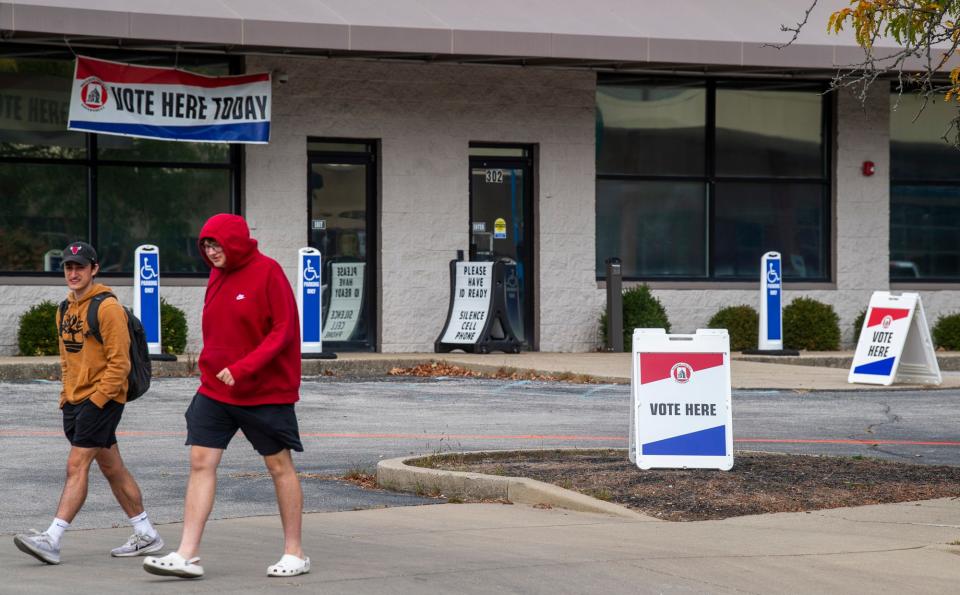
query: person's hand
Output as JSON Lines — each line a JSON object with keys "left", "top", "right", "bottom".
{"left": 216, "top": 368, "right": 235, "bottom": 386}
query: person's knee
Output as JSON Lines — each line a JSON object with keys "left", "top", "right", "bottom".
{"left": 264, "top": 451, "right": 295, "bottom": 479}
{"left": 98, "top": 459, "right": 124, "bottom": 481}
{"left": 189, "top": 449, "right": 221, "bottom": 474}
{"left": 65, "top": 449, "right": 97, "bottom": 478}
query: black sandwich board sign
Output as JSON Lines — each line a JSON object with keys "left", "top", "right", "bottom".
{"left": 436, "top": 259, "right": 521, "bottom": 353}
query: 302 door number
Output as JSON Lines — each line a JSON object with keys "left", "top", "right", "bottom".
{"left": 484, "top": 169, "right": 504, "bottom": 184}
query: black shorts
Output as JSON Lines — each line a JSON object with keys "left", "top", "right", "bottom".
{"left": 62, "top": 399, "right": 124, "bottom": 449}
{"left": 185, "top": 392, "right": 304, "bottom": 456}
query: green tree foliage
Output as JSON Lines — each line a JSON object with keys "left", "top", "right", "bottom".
{"left": 17, "top": 301, "right": 59, "bottom": 356}
{"left": 783, "top": 297, "right": 841, "bottom": 351}
{"left": 707, "top": 305, "right": 759, "bottom": 352}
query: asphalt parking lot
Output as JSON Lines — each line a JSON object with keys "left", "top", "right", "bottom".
{"left": 3, "top": 376, "right": 959, "bottom": 534}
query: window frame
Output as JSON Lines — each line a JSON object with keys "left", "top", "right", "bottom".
{"left": 596, "top": 76, "right": 833, "bottom": 283}
{"left": 0, "top": 47, "right": 244, "bottom": 278}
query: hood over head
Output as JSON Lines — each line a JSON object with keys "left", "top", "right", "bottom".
{"left": 198, "top": 214, "right": 258, "bottom": 272}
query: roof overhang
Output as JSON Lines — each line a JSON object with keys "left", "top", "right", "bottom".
{"left": 0, "top": 1, "right": 943, "bottom": 76}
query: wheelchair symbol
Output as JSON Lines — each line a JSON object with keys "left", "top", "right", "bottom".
{"left": 766, "top": 262, "right": 780, "bottom": 285}
{"left": 140, "top": 258, "right": 158, "bottom": 280}
{"left": 303, "top": 260, "right": 319, "bottom": 282}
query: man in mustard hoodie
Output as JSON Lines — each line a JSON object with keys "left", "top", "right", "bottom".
{"left": 13, "top": 242, "right": 163, "bottom": 564}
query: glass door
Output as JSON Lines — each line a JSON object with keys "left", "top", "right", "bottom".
{"left": 469, "top": 145, "right": 535, "bottom": 348}
{"left": 307, "top": 140, "right": 377, "bottom": 351}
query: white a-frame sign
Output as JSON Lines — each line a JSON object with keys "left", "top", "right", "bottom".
{"left": 848, "top": 292, "right": 941, "bottom": 386}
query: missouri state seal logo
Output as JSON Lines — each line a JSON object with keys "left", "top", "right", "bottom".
{"left": 79, "top": 77, "right": 108, "bottom": 111}
{"left": 670, "top": 362, "right": 693, "bottom": 384}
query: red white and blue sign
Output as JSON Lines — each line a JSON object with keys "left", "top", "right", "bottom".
{"left": 68, "top": 56, "right": 271, "bottom": 144}
{"left": 848, "top": 292, "right": 941, "bottom": 386}
{"left": 631, "top": 329, "right": 733, "bottom": 470}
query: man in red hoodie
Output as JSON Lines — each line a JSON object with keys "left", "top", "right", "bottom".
{"left": 144, "top": 214, "right": 309, "bottom": 579}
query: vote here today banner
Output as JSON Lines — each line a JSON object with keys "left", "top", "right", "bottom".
{"left": 68, "top": 56, "right": 270, "bottom": 144}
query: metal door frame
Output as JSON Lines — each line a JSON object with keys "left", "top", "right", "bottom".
{"left": 306, "top": 139, "right": 378, "bottom": 351}
{"left": 468, "top": 145, "right": 536, "bottom": 350}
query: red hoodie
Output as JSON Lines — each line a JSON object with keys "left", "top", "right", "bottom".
{"left": 197, "top": 214, "right": 301, "bottom": 406}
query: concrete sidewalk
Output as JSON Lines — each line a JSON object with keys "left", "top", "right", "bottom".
{"left": 2, "top": 351, "right": 959, "bottom": 390}
{"left": 5, "top": 500, "right": 959, "bottom": 594}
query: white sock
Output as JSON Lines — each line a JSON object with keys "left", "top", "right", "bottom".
{"left": 129, "top": 511, "right": 157, "bottom": 538}
{"left": 45, "top": 518, "right": 70, "bottom": 545}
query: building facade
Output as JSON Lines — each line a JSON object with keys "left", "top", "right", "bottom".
{"left": 1, "top": 1, "right": 958, "bottom": 355}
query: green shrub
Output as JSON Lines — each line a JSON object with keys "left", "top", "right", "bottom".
{"left": 852, "top": 308, "right": 867, "bottom": 345}
{"left": 932, "top": 313, "right": 960, "bottom": 350}
{"left": 600, "top": 285, "right": 671, "bottom": 351}
{"left": 707, "top": 305, "right": 758, "bottom": 352}
{"left": 18, "top": 301, "right": 59, "bottom": 356}
{"left": 160, "top": 299, "right": 188, "bottom": 355}
{"left": 783, "top": 297, "right": 840, "bottom": 351}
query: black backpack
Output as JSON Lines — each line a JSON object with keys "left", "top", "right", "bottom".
{"left": 59, "top": 292, "right": 152, "bottom": 401}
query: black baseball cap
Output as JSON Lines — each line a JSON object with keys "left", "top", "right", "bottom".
{"left": 62, "top": 241, "right": 98, "bottom": 266}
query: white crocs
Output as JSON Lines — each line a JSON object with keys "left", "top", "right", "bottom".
{"left": 143, "top": 551, "right": 204, "bottom": 579}
{"left": 267, "top": 554, "right": 310, "bottom": 577}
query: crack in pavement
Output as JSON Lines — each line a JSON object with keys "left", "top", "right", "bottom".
{"left": 864, "top": 403, "right": 902, "bottom": 435}
{"left": 846, "top": 402, "right": 915, "bottom": 460}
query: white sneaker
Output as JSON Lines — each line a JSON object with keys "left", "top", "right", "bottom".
{"left": 143, "top": 552, "right": 204, "bottom": 578}
{"left": 267, "top": 554, "right": 310, "bottom": 577}
{"left": 111, "top": 532, "right": 164, "bottom": 557}
{"left": 13, "top": 531, "right": 61, "bottom": 565}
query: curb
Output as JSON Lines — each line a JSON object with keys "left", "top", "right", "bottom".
{"left": 376, "top": 453, "right": 655, "bottom": 521}
{"left": 0, "top": 357, "right": 626, "bottom": 384}
{"left": 735, "top": 353, "right": 960, "bottom": 371}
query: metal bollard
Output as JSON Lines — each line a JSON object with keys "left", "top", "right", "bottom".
{"left": 605, "top": 257, "right": 623, "bottom": 352}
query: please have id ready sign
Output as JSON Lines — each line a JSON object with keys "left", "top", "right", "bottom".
{"left": 630, "top": 329, "right": 733, "bottom": 471}
{"left": 848, "top": 292, "right": 941, "bottom": 386}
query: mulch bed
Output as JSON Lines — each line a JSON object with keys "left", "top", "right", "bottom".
{"left": 414, "top": 449, "right": 960, "bottom": 521}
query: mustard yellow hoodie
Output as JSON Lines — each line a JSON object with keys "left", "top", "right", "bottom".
{"left": 56, "top": 283, "right": 130, "bottom": 408}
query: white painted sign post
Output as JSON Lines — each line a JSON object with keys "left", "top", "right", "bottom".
{"left": 630, "top": 328, "right": 733, "bottom": 471}
{"left": 439, "top": 262, "right": 493, "bottom": 345}
{"left": 848, "top": 292, "right": 940, "bottom": 386}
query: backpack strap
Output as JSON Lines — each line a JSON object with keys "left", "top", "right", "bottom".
{"left": 85, "top": 292, "right": 118, "bottom": 345}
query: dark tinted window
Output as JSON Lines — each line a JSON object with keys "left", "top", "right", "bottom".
{"left": 596, "top": 180, "right": 706, "bottom": 278}
{"left": 0, "top": 163, "right": 87, "bottom": 271}
{"left": 716, "top": 85, "right": 823, "bottom": 178}
{"left": 714, "top": 182, "right": 826, "bottom": 279}
{"left": 98, "top": 167, "right": 232, "bottom": 273}
{"left": 596, "top": 83, "right": 705, "bottom": 176}
{"left": 596, "top": 79, "right": 829, "bottom": 281}
{"left": 0, "top": 58, "right": 85, "bottom": 159}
